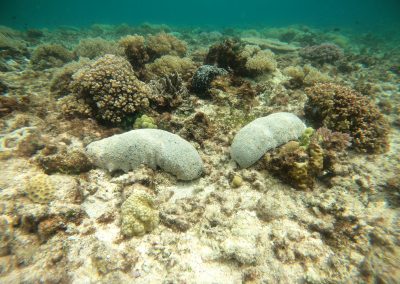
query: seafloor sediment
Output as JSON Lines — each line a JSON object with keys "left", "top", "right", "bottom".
{"left": 0, "top": 24, "right": 399, "bottom": 283}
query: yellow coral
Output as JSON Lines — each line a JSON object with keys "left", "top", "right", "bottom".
{"left": 283, "top": 64, "right": 331, "bottom": 86}
{"left": 290, "top": 162, "right": 311, "bottom": 190}
{"left": 121, "top": 190, "right": 159, "bottom": 237}
{"left": 245, "top": 49, "right": 277, "bottom": 74}
{"left": 309, "top": 142, "right": 324, "bottom": 174}
{"left": 144, "top": 55, "right": 195, "bottom": 79}
{"left": 25, "top": 173, "right": 55, "bottom": 204}
{"left": 146, "top": 32, "right": 187, "bottom": 57}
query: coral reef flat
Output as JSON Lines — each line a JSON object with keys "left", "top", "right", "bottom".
{"left": 0, "top": 23, "right": 399, "bottom": 283}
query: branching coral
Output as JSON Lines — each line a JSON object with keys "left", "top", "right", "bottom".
{"left": 305, "top": 83, "right": 390, "bottom": 153}
{"left": 205, "top": 39, "right": 277, "bottom": 77}
{"left": 147, "top": 73, "right": 188, "bottom": 110}
{"left": 118, "top": 35, "right": 150, "bottom": 70}
{"left": 30, "top": 44, "right": 74, "bottom": 70}
{"left": 283, "top": 64, "right": 332, "bottom": 88}
{"left": 118, "top": 32, "right": 187, "bottom": 72}
{"left": 144, "top": 55, "right": 196, "bottom": 80}
{"left": 69, "top": 54, "right": 150, "bottom": 124}
{"left": 243, "top": 48, "right": 277, "bottom": 75}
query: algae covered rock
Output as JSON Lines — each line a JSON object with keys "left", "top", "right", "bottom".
{"left": 121, "top": 190, "right": 159, "bottom": 237}
{"left": 230, "top": 112, "right": 306, "bottom": 168}
{"left": 86, "top": 129, "right": 203, "bottom": 180}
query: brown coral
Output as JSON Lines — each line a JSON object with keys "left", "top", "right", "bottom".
{"left": 205, "top": 39, "right": 276, "bottom": 77}
{"left": 30, "top": 44, "right": 74, "bottom": 70}
{"left": 146, "top": 32, "right": 187, "bottom": 59}
{"left": 305, "top": 83, "right": 390, "bottom": 153}
{"left": 69, "top": 54, "right": 150, "bottom": 124}
{"left": 144, "top": 55, "right": 196, "bottom": 80}
{"left": 263, "top": 128, "right": 351, "bottom": 190}
{"left": 118, "top": 35, "right": 150, "bottom": 70}
{"left": 147, "top": 73, "right": 189, "bottom": 111}
{"left": 35, "top": 149, "right": 93, "bottom": 174}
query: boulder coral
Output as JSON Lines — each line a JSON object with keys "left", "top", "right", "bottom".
{"left": 86, "top": 129, "right": 203, "bottom": 180}
{"left": 230, "top": 112, "right": 306, "bottom": 168}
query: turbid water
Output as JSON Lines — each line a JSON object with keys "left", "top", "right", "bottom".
{"left": 0, "top": 1, "right": 399, "bottom": 283}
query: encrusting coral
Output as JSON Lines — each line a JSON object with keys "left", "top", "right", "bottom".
{"left": 305, "top": 83, "right": 390, "bottom": 153}
{"left": 74, "top": 37, "right": 122, "bottom": 59}
{"left": 300, "top": 43, "right": 343, "bottom": 64}
{"left": 120, "top": 190, "right": 159, "bottom": 237}
{"left": 69, "top": 54, "right": 150, "bottom": 124}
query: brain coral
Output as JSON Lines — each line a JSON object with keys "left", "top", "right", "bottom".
{"left": 121, "top": 190, "right": 159, "bottom": 237}
{"left": 70, "top": 54, "right": 150, "bottom": 124}
{"left": 25, "top": 173, "right": 55, "bottom": 204}
{"left": 305, "top": 83, "right": 390, "bottom": 153}
{"left": 86, "top": 129, "right": 203, "bottom": 180}
{"left": 230, "top": 112, "right": 306, "bottom": 168}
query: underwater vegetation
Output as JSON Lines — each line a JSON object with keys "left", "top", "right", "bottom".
{"left": 0, "top": 22, "right": 399, "bottom": 283}
{"left": 305, "top": 83, "right": 390, "bottom": 153}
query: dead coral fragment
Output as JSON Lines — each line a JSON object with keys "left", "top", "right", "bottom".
{"left": 305, "top": 83, "right": 390, "bottom": 153}
{"left": 36, "top": 150, "right": 93, "bottom": 174}
{"left": 30, "top": 44, "right": 74, "bottom": 70}
{"left": 25, "top": 173, "right": 55, "bottom": 204}
{"left": 70, "top": 54, "right": 150, "bottom": 124}
{"left": 120, "top": 190, "right": 159, "bottom": 237}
